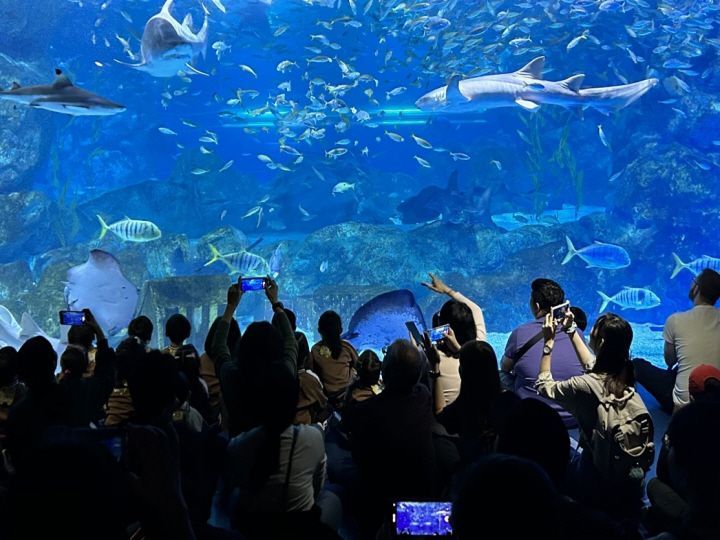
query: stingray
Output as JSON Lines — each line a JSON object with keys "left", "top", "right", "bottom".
{"left": 342, "top": 289, "right": 427, "bottom": 352}
{"left": 64, "top": 250, "right": 138, "bottom": 335}
{"left": 0, "top": 305, "right": 63, "bottom": 358}
{"left": 117, "top": 0, "right": 209, "bottom": 77}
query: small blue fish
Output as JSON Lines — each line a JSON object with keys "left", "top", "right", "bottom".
{"left": 562, "top": 236, "right": 630, "bottom": 269}
{"left": 598, "top": 288, "right": 661, "bottom": 312}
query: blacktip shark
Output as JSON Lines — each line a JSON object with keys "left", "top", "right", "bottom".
{"left": 415, "top": 57, "right": 658, "bottom": 115}
{"left": 117, "top": 0, "right": 208, "bottom": 77}
{"left": 0, "top": 68, "right": 125, "bottom": 116}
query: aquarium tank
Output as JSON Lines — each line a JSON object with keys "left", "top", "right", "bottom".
{"left": 0, "top": 0, "right": 716, "bottom": 364}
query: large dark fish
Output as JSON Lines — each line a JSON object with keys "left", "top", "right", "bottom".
{"left": 63, "top": 250, "right": 139, "bottom": 335}
{"left": 342, "top": 289, "right": 426, "bottom": 352}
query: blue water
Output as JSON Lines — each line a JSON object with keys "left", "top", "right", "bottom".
{"left": 0, "top": 0, "right": 717, "bottom": 362}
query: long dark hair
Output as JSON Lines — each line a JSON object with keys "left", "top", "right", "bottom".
{"left": 438, "top": 300, "right": 476, "bottom": 348}
{"left": 590, "top": 313, "right": 635, "bottom": 398}
{"left": 457, "top": 341, "right": 501, "bottom": 417}
{"left": 318, "top": 311, "right": 343, "bottom": 359}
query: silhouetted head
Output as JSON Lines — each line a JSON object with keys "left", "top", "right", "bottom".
{"left": 382, "top": 339, "right": 422, "bottom": 394}
{"left": 689, "top": 364, "right": 720, "bottom": 403}
{"left": 238, "top": 321, "right": 283, "bottom": 373}
{"left": 451, "top": 454, "right": 560, "bottom": 540}
{"left": 128, "top": 350, "right": 179, "bottom": 422}
{"left": 165, "top": 313, "right": 191, "bottom": 346}
{"left": 128, "top": 316, "right": 153, "bottom": 344}
{"left": 530, "top": 278, "right": 564, "bottom": 317}
{"left": 283, "top": 308, "right": 297, "bottom": 331}
{"left": 7, "top": 436, "right": 129, "bottom": 539}
{"left": 318, "top": 310, "right": 343, "bottom": 358}
{"left": 665, "top": 401, "right": 720, "bottom": 524}
{"left": 691, "top": 269, "right": 720, "bottom": 305}
{"left": 497, "top": 398, "right": 570, "bottom": 489}
{"left": 457, "top": 341, "right": 500, "bottom": 408}
{"left": 60, "top": 345, "right": 89, "bottom": 378}
{"left": 569, "top": 306, "right": 588, "bottom": 331}
{"left": 590, "top": 313, "right": 635, "bottom": 397}
{"left": 67, "top": 324, "right": 95, "bottom": 350}
{"left": 204, "top": 316, "right": 241, "bottom": 357}
{"left": 357, "top": 349, "right": 381, "bottom": 387}
{"left": 0, "top": 346, "right": 18, "bottom": 387}
{"left": 115, "top": 337, "right": 146, "bottom": 385}
{"left": 438, "top": 300, "right": 476, "bottom": 347}
{"left": 17, "top": 336, "right": 57, "bottom": 390}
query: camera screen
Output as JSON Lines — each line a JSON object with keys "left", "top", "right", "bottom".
{"left": 60, "top": 310, "right": 85, "bottom": 326}
{"left": 395, "top": 501, "right": 453, "bottom": 536}
{"left": 241, "top": 277, "right": 266, "bottom": 292}
{"left": 552, "top": 302, "right": 569, "bottom": 322}
{"left": 428, "top": 325, "right": 449, "bottom": 343}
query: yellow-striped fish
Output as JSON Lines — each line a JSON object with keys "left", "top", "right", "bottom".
{"left": 97, "top": 215, "right": 162, "bottom": 242}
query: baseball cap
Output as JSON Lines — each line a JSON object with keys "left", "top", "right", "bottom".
{"left": 689, "top": 364, "right": 720, "bottom": 397}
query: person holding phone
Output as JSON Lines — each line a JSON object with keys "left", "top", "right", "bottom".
{"left": 500, "top": 278, "right": 585, "bottom": 428}
{"left": 421, "top": 273, "right": 487, "bottom": 410}
{"left": 57, "top": 309, "right": 117, "bottom": 427}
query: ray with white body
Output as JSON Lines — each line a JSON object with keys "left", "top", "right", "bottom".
{"left": 415, "top": 57, "right": 658, "bottom": 115}
{"left": 0, "top": 69, "right": 125, "bottom": 116}
{"left": 117, "top": 0, "right": 208, "bottom": 77}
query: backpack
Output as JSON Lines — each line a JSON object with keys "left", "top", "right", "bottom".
{"left": 586, "top": 376, "right": 655, "bottom": 484}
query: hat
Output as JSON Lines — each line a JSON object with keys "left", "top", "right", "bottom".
{"left": 689, "top": 364, "right": 720, "bottom": 397}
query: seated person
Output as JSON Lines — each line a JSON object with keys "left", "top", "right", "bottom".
{"left": 309, "top": 311, "right": 358, "bottom": 409}
{"left": 106, "top": 316, "right": 153, "bottom": 426}
{"left": 345, "top": 340, "right": 441, "bottom": 533}
{"left": 634, "top": 268, "right": 720, "bottom": 414}
{"left": 57, "top": 311, "right": 116, "bottom": 428}
{"left": 500, "top": 278, "right": 584, "bottom": 428}
{"left": 0, "top": 347, "right": 25, "bottom": 450}
{"left": 421, "top": 273, "right": 487, "bottom": 408}
{"left": 67, "top": 324, "right": 97, "bottom": 377}
{"left": 345, "top": 349, "right": 383, "bottom": 408}
{"left": 645, "top": 401, "right": 720, "bottom": 540}
{"left": 163, "top": 314, "right": 212, "bottom": 423}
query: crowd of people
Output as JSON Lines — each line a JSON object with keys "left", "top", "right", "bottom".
{"left": 0, "top": 270, "right": 719, "bottom": 540}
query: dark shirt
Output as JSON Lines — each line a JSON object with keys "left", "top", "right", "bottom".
{"left": 505, "top": 317, "right": 584, "bottom": 427}
{"left": 211, "top": 312, "right": 298, "bottom": 437}
{"left": 346, "top": 384, "right": 439, "bottom": 501}
{"left": 59, "top": 338, "right": 116, "bottom": 427}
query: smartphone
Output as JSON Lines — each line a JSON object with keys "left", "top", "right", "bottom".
{"left": 240, "top": 277, "right": 267, "bottom": 292}
{"left": 59, "top": 310, "right": 85, "bottom": 326}
{"left": 551, "top": 301, "right": 570, "bottom": 323}
{"left": 405, "top": 321, "right": 424, "bottom": 345}
{"left": 394, "top": 501, "right": 453, "bottom": 536}
{"left": 428, "top": 324, "right": 450, "bottom": 343}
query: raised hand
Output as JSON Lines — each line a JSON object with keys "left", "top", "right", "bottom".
{"left": 265, "top": 276, "right": 279, "bottom": 305}
{"left": 420, "top": 272, "right": 451, "bottom": 295}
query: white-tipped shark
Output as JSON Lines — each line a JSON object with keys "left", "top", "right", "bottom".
{"left": 117, "top": 0, "right": 209, "bottom": 78}
{"left": 0, "top": 68, "right": 125, "bottom": 116}
{"left": 415, "top": 57, "right": 658, "bottom": 115}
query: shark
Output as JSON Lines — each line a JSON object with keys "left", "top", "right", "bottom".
{"left": 0, "top": 68, "right": 125, "bottom": 116}
{"left": 118, "top": 0, "right": 209, "bottom": 77}
{"left": 415, "top": 57, "right": 658, "bottom": 115}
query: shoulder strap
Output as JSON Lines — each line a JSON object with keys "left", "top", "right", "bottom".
{"left": 509, "top": 331, "right": 544, "bottom": 362}
{"left": 282, "top": 425, "right": 300, "bottom": 508}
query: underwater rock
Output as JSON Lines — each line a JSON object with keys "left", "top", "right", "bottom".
{"left": 0, "top": 191, "right": 59, "bottom": 262}
{"left": 0, "top": 261, "right": 33, "bottom": 319}
{"left": 0, "top": 56, "right": 48, "bottom": 193}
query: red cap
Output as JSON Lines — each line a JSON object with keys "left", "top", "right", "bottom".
{"left": 689, "top": 364, "right": 720, "bottom": 397}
